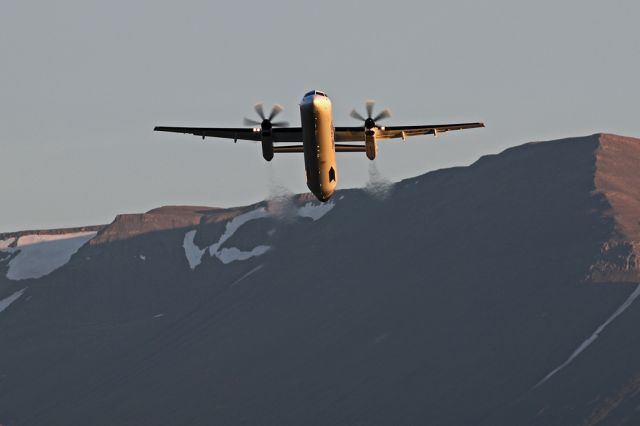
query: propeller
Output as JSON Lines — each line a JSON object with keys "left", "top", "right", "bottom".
{"left": 350, "top": 100, "right": 392, "bottom": 129}
{"left": 243, "top": 103, "right": 289, "bottom": 130}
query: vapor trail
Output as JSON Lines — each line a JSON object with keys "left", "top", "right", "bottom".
{"left": 364, "top": 161, "right": 393, "bottom": 200}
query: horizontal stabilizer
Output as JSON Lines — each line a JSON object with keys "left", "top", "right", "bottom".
{"left": 273, "top": 145, "right": 305, "bottom": 153}
{"left": 335, "top": 144, "right": 367, "bottom": 152}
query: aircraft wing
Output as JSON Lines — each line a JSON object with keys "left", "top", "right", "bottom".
{"left": 154, "top": 126, "right": 303, "bottom": 143}
{"left": 334, "top": 122, "right": 484, "bottom": 142}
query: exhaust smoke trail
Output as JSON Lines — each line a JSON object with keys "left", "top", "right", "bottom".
{"left": 364, "top": 161, "right": 393, "bottom": 200}
{"left": 265, "top": 165, "right": 296, "bottom": 220}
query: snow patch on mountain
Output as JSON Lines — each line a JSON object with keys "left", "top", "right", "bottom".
{"left": 183, "top": 202, "right": 334, "bottom": 270}
{"left": 2, "top": 232, "right": 97, "bottom": 280}
{"left": 208, "top": 208, "right": 271, "bottom": 255}
{"left": 231, "top": 264, "right": 265, "bottom": 286}
{"left": 0, "top": 238, "right": 16, "bottom": 250}
{"left": 183, "top": 230, "right": 205, "bottom": 270}
{"left": 536, "top": 283, "right": 640, "bottom": 388}
{"left": 215, "top": 246, "right": 271, "bottom": 264}
{"left": 0, "top": 288, "right": 26, "bottom": 314}
{"left": 207, "top": 208, "right": 271, "bottom": 264}
{"left": 182, "top": 208, "right": 272, "bottom": 269}
{"left": 297, "top": 201, "right": 334, "bottom": 221}
{"left": 0, "top": 288, "right": 25, "bottom": 312}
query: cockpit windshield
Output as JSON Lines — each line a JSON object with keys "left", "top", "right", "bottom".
{"left": 304, "top": 90, "right": 328, "bottom": 97}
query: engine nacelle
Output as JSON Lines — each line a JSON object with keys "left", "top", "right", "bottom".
{"left": 365, "top": 130, "right": 377, "bottom": 160}
{"left": 261, "top": 134, "right": 274, "bottom": 161}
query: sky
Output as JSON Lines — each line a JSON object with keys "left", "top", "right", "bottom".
{"left": 2, "top": 0, "right": 639, "bottom": 233}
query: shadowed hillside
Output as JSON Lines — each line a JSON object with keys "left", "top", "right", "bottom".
{"left": 1, "top": 133, "right": 639, "bottom": 426}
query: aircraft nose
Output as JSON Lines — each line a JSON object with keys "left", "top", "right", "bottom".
{"left": 309, "top": 185, "right": 335, "bottom": 203}
{"left": 317, "top": 193, "right": 333, "bottom": 202}
{"left": 319, "top": 185, "right": 336, "bottom": 202}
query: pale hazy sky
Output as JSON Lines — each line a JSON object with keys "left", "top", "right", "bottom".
{"left": 2, "top": 0, "right": 639, "bottom": 232}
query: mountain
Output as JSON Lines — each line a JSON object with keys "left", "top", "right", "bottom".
{"left": 1, "top": 133, "right": 639, "bottom": 426}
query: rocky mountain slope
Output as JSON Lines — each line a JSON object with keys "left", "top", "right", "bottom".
{"left": 0, "top": 133, "right": 639, "bottom": 426}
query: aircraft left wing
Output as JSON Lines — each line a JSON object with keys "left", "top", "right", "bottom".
{"left": 154, "top": 126, "right": 303, "bottom": 143}
{"left": 334, "top": 122, "right": 484, "bottom": 142}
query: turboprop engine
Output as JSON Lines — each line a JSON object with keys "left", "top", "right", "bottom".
{"left": 244, "top": 103, "right": 289, "bottom": 161}
{"left": 349, "top": 100, "right": 392, "bottom": 161}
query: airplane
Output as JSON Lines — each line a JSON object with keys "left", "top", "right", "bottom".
{"left": 154, "top": 90, "right": 484, "bottom": 202}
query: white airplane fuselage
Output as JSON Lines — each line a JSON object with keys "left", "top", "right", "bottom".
{"left": 299, "top": 91, "right": 337, "bottom": 202}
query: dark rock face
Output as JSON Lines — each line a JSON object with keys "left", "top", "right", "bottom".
{"left": 0, "top": 134, "right": 639, "bottom": 426}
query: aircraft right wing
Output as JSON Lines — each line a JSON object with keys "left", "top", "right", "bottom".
{"left": 334, "top": 122, "right": 484, "bottom": 142}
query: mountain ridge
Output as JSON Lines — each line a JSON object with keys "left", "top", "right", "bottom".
{"left": 1, "top": 133, "right": 640, "bottom": 425}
